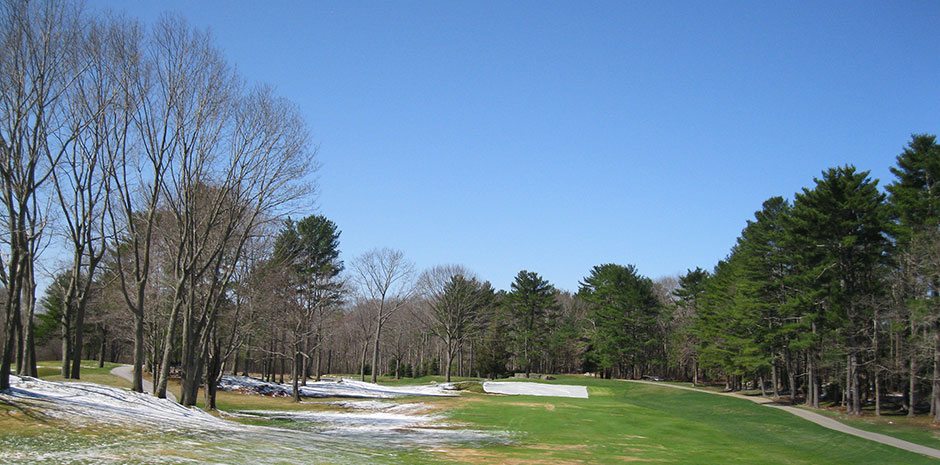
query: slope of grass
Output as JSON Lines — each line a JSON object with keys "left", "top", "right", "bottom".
{"left": 440, "top": 376, "right": 936, "bottom": 464}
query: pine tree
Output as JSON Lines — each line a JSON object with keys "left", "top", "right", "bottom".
{"left": 506, "top": 270, "right": 557, "bottom": 377}
{"left": 886, "top": 134, "right": 940, "bottom": 419}
{"left": 579, "top": 264, "right": 660, "bottom": 379}
{"left": 785, "top": 165, "right": 891, "bottom": 413}
{"left": 672, "top": 268, "right": 710, "bottom": 384}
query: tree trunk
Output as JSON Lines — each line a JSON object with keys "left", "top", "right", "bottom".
{"left": 849, "top": 353, "right": 861, "bottom": 415}
{"left": 771, "top": 361, "right": 779, "bottom": 398}
{"left": 61, "top": 301, "right": 72, "bottom": 379}
{"left": 371, "top": 315, "right": 383, "bottom": 384}
{"left": 315, "top": 344, "right": 322, "bottom": 381}
{"left": 327, "top": 348, "right": 332, "bottom": 376}
{"left": 98, "top": 324, "right": 106, "bottom": 368}
{"left": 933, "top": 329, "right": 940, "bottom": 422}
{"left": 875, "top": 371, "right": 881, "bottom": 416}
{"left": 360, "top": 340, "right": 368, "bottom": 381}
{"left": 242, "top": 335, "right": 252, "bottom": 377}
{"left": 131, "top": 315, "right": 145, "bottom": 392}
{"left": 292, "top": 343, "right": 302, "bottom": 403}
{"left": 445, "top": 337, "right": 453, "bottom": 383}
{"left": 786, "top": 351, "right": 797, "bottom": 404}
{"left": 910, "top": 345, "right": 917, "bottom": 417}
{"left": 70, "top": 299, "right": 89, "bottom": 379}
{"left": 300, "top": 335, "right": 308, "bottom": 387}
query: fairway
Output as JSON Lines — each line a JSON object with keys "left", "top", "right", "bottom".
{"left": 444, "top": 376, "right": 931, "bottom": 464}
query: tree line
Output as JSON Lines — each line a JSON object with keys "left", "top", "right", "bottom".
{"left": 673, "top": 135, "right": 940, "bottom": 421}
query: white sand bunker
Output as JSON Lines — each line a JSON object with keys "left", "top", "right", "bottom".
{"left": 482, "top": 381, "right": 589, "bottom": 398}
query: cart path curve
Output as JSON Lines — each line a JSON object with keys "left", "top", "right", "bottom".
{"left": 110, "top": 364, "right": 178, "bottom": 403}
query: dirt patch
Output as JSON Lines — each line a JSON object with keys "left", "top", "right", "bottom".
{"left": 439, "top": 448, "right": 584, "bottom": 464}
{"left": 526, "top": 444, "right": 587, "bottom": 451}
{"left": 506, "top": 402, "right": 556, "bottom": 411}
{"left": 612, "top": 456, "right": 666, "bottom": 463}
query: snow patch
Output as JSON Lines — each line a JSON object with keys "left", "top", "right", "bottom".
{"left": 1, "top": 375, "right": 240, "bottom": 431}
{"left": 219, "top": 375, "right": 458, "bottom": 399}
{"left": 237, "top": 409, "right": 505, "bottom": 448}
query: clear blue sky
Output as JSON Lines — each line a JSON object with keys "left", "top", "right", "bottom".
{"left": 91, "top": 0, "right": 939, "bottom": 292}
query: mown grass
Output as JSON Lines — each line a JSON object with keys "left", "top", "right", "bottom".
{"left": 661, "top": 379, "right": 940, "bottom": 455}
{"left": 34, "top": 360, "right": 130, "bottom": 389}
{"left": 439, "top": 376, "right": 936, "bottom": 464}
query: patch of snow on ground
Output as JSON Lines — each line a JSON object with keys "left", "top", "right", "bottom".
{"left": 237, "top": 409, "right": 504, "bottom": 448}
{"left": 0, "top": 376, "right": 505, "bottom": 463}
{"left": 1, "top": 375, "right": 239, "bottom": 431}
{"left": 483, "top": 381, "right": 589, "bottom": 398}
{"left": 219, "top": 375, "right": 458, "bottom": 398}
{"left": 319, "top": 399, "right": 430, "bottom": 414}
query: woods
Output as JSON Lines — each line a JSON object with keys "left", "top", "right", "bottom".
{"left": 681, "top": 136, "right": 940, "bottom": 419}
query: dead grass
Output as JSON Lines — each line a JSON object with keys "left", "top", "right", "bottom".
{"left": 438, "top": 444, "right": 659, "bottom": 464}
{"left": 438, "top": 447, "right": 585, "bottom": 465}
{"left": 506, "top": 401, "right": 556, "bottom": 411}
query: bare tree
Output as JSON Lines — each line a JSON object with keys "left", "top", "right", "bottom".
{"left": 0, "top": 0, "right": 84, "bottom": 389}
{"left": 53, "top": 17, "right": 120, "bottom": 379}
{"left": 353, "top": 248, "right": 415, "bottom": 383}
{"left": 104, "top": 15, "right": 166, "bottom": 393}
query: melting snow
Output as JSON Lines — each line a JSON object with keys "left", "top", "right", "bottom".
{"left": 0, "top": 375, "right": 506, "bottom": 464}
{"left": 219, "top": 375, "right": 458, "bottom": 398}
{"left": 1, "top": 375, "right": 238, "bottom": 431}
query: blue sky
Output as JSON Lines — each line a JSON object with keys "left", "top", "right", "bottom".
{"left": 91, "top": 1, "right": 940, "bottom": 292}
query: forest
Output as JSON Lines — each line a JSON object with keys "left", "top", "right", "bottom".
{"left": 2, "top": 0, "right": 939, "bottom": 427}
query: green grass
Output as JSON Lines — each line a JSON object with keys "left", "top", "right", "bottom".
{"left": 661, "top": 379, "right": 940, "bottom": 455}
{"left": 33, "top": 360, "right": 129, "bottom": 388}
{"left": 438, "top": 376, "right": 937, "bottom": 464}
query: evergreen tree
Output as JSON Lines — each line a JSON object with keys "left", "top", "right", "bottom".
{"left": 785, "top": 165, "right": 891, "bottom": 413}
{"left": 506, "top": 270, "right": 557, "bottom": 377}
{"left": 672, "top": 267, "right": 709, "bottom": 383}
{"left": 695, "top": 253, "right": 766, "bottom": 388}
{"left": 272, "top": 215, "right": 344, "bottom": 399}
{"left": 579, "top": 264, "right": 660, "bottom": 379}
{"left": 887, "top": 134, "right": 940, "bottom": 241}
{"left": 736, "top": 197, "right": 795, "bottom": 397}
{"left": 886, "top": 134, "right": 940, "bottom": 419}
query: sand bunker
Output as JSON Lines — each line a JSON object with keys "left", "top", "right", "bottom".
{"left": 482, "top": 381, "right": 589, "bottom": 398}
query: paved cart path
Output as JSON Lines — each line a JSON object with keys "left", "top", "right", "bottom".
{"left": 625, "top": 379, "right": 940, "bottom": 460}
{"left": 111, "top": 365, "right": 178, "bottom": 402}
